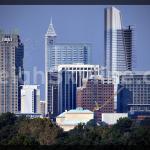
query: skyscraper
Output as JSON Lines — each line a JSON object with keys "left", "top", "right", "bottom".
{"left": 45, "top": 20, "right": 92, "bottom": 70}
{"left": 45, "top": 20, "right": 92, "bottom": 115}
{"left": 104, "top": 7, "right": 134, "bottom": 111}
{"left": 47, "top": 70, "right": 59, "bottom": 118}
{"left": 0, "top": 33, "right": 24, "bottom": 113}
{"left": 58, "top": 64, "right": 100, "bottom": 114}
{"left": 48, "top": 64, "right": 100, "bottom": 118}
{"left": 104, "top": 6, "right": 133, "bottom": 77}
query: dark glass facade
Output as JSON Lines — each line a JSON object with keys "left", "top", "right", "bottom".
{"left": 47, "top": 71, "right": 58, "bottom": 118}
{"left": 59, "top": 71, "right": 76, "bottom": 113}
{"left": 15, "top": 40, "right": 24, "bottom": 112}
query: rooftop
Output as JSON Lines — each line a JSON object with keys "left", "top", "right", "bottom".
{"left": 57, "top": 107, "right": 93, "bottom": 118}
{"left": 68, "top": 107, "right": 93, "bottom": 114}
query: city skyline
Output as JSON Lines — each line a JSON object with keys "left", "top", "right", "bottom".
{"left": 0, "top": 2, "right": 150, "bottom": 144}
{"left": 0, "top": 5, "right": 150, "bottom": 99}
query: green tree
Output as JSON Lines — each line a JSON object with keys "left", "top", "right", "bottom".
{"left": 140, "top": 117, "right": 150, "bottom": 126}
{"left": 0, "top": 112, "right": 17, "bottom": 129}
{"left": 0, "top": 113, "right": 18, "bottom": 144}
{"left": 128, "top": 127, "right": 150, "bottom": 145}
{"left": 101, "top": 118, "right": 133, "bottom": 145}
{"left": 58, "top": 123, "right": 103, "bottom": 145}
{"left": 86, "top": 119, "right": 97, "bottom": 127}
{"left": 18, "top": 118, "right": 63, "bottom": 145}
{"left": 8, "top": 134, "right": 39, "bottom": 145}
{"left": 112, "top": 117, "right": 133, "bottom": 133}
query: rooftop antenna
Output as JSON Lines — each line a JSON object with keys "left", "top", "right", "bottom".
{"left": 50, "top": 17, "right": 53, "bottom": 25}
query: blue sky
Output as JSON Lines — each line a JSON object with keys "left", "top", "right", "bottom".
{"left": 0, "top": 5, "right": 150, "bottom": 99}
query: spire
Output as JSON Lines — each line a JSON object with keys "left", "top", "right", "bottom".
{"left": 45, "top": 18, "right": 57, "bottom": 37}
{"left": 50, "top": 17, "right": 53, "bottom": 25}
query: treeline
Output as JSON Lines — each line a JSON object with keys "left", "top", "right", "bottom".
{"left": 0, "top": 112, "right": 150, "bottom": 145}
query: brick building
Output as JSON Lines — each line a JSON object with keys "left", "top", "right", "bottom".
{"left": 77, "top": 75, "right": 114, "bottom": 122}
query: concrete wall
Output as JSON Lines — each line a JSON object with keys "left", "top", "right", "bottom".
{"left": 102, "top": 113, "right": 128, "bottom": 125}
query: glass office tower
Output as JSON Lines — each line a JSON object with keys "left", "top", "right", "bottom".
{"left": 104, "top": 6, "right": 133, "bottom": 77}
{"left": 45, "top": 20, "right": 92, "bottom": 115}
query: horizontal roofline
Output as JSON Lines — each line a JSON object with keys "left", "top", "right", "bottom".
{"left": 52, "top": 43, "right": 92, "bottom": 45}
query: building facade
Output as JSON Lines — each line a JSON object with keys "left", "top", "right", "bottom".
{"left": 0, "top": 33, "right": 24, "bottom": 113}
{"left": 45, "top": 20, "right": 92, "bottom": 115}
{"left": 104, "top": 7, "right": 133, "bottom": 77}
{"left": 102, "top": 113, "right": 128, "bottom": 125}
{"left": 47, "top": 71, "right": 59, "bottom": 118}
{"left": 21, "top": 85, "right": 40, "bottom": 114}
{"left": 77, "top": 75, "right": 114, "bottom": 122}
{"left": 40, "top": 101, "right": 46, "bottom": 117}
{"left": 45, "top": 20, "right": 92, "bottom": 70}
{"left": 56, "top": 107, "right": 94, "bottom": 131}
{"left": 117, "top": 73, "right": 150, "bottom": 116}
{"left": 47, "top": 64, "right": 100, "bottom": 118}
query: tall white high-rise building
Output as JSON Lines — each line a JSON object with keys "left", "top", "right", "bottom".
{"left": 104, "top": 6, "right": 133, "bottom": 77}
{"left": 104, "top": 6, "right": 134, "bottom": 111}
{"left": 21, "top": 85, "right": 40, "bottom": 114}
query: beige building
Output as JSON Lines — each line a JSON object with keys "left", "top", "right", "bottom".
{"left": 56, "top": 107, "right": 94, "bottom": 131}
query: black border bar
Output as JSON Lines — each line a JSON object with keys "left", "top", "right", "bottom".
{"left": 0, "top": 0, "right": 150, "bottom": 5}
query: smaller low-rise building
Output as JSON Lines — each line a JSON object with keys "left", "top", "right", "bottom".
{"left": 102, "top": 113, "right": 128, "bottom": 125}
{"left": 16, "top": 113, "right": 42, "bottom": 118}
{"left": 56, "top": 107, "right": 94, "bottom": 131}
{"left": 21, "top": 85, "right": 40, "bottom": 114}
